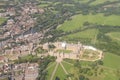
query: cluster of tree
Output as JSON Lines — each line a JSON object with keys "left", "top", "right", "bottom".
{"left": 95, "top": 25, "right": 120, "bottom": 56}
{"left": 35, "top": 47, "right": 48, "bottom": 54}
{"left": 72, "top": 60, "right": 104, "bottom": 80}
{"left": 36, "top": 56, "right": 56, "bottom": 80}
{"left": 91, "top": 0, "right": 120, "bottom": 15}
{"left": 14, "top": 54, "right": 39, "bottom": 63}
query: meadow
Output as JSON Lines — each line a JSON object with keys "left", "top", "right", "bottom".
{"left": 58, "top": 14, "right": 120, "bottom": 32}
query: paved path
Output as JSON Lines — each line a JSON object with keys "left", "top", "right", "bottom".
{"left": 50, "top": 63, "right": 59, "bottom": 80}
{"left": 46, "top": 62, "right": 56, "bottom": 70}
{"left": 60, "top": 62, "right": 72, "bottom": 80}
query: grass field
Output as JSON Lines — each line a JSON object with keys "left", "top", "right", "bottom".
{"left": 74, "top": 0, "right": 90, "bottom": 3}
{"left": 103, "top": 52, "right": 120, "bottom": 69}
{"left": 62, "top": 61, "right": 73, "bottom": 73}
{"left": 106, "top": 32, "right": 120, "bottom": 41}
{"left": 90, "top": 0, "right": 119, "bottom": 5}
{"left": 0, "top": 17, "right": 6, "bottom": 25}
{"left": 53, "top": 64, "right": 67, "bottom": 80}
{"left": 46, "top": 52, "right": 120, "bottom": 80}
{"left": 61, "top": 29, "right": 98, "bottom": 44}
{"left": 58, "top": 14, "right": 120, "bottom": 32}
{"left": 56, "top": 49, "right": 73, "bottom": 53}
{"left": 38, "top": 1, "right": 52, "bottom": 7}
{"left": 46, "top": 62, "right": 57, "bottom": 80}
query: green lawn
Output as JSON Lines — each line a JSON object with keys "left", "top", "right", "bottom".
{"left": 63, "top": 58, "right": 120, "bottom": 80}
{"left": 46, "top": 53, "right": 120, "bottom": 80}
{"left": 63, "top": 4, "right": 74, "bottom": 7}
{"left": 38, "top": 1, "right": 52, "bottom": 8}
{"left": 53, "top": 64, "right": 67, "bottom": 80}
{"left": 103, "top": 52, "right": 120, "bottom": 69}
{"left": 46, "top": 62, "right": 57, "bottom": 80}
{"left": 0, "top": 17, "right": 6, "bottom": 25}
{"left": 61, "top": 29, "right": 98, "bottom": 44}
{"left": 90, "top": 0, "right": 119, "bottom": 5}
{"left": 106, "top": 32, "right": 120, "bottom": 41}
{"left": 58, "top": 14, "right": 120, "bottom": 32}
{"left": 56, "top": 49, "right": 73, "bottom": 53}
{"left": 74, "top": 0, "right": 90, "bottom": 3}
{"left": 63, "top": 28, "right": 98, "bottom": 39}
{"left": 62, "top": 61, "right": 73, "bottom": 73}
{"left": 38, "top": 4, "right": 49, "bottom": 7}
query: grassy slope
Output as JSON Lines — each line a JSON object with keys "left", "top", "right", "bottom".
{"left": 58, "top": 14, "right": 120, "bottom": 32}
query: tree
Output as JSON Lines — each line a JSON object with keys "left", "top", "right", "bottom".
{"left": 48, "top": 44, "right": 56, "bottom": 51}
{"left": 79, "top": 75, "right": 85, "bottom": 80}
{"left": 55, "top": 76, "right": 60, "bottom": 80}
{"left": 97, "top": 60, "right": 103, "bottom": 65}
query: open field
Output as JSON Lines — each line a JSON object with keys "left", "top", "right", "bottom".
{"left": 61, "top": 61, "right": 73, "bottom": 73}
{"left": 56, "top": 49, "right": 73, "bottom": 53}
{"left": 90, "top": 0, "right": 119, "bottom": 5}
{"left": 46, "top": 62, "right": 57, "bottom": 80}
{"left": 45, "top": 52, "right": 120, "bottom": 80}
{"left": 61, "top": 29, "right": 98, "bottom": 44}
{"left": 62, "top": 52, "right": 120, "bottom": 80}
{"left": 58, "top": 14, "right": 120, "bottom": 32}
{"left": 103, "top": 52, "right": 120, "bottom": 69}
{"left": 74, "top": 0, "right": 90, "bottom": 3}
{"left": 106, "top": 32, "right": 120, "bottom": 41}
{"left": 38, "top": 1, "right": 52, "bottom": 8}
{"left": 53, "top": 64, "right": 67, "bottom": 80}
{"left": 62, "top": 28, "right": 98, "bottom": 39}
